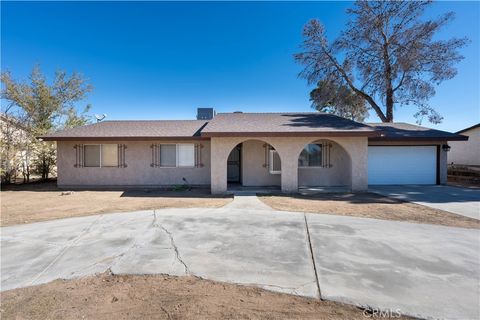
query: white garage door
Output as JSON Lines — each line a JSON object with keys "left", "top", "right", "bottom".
{"left": 368, "top": 146, "right": 437, "bottom": 185}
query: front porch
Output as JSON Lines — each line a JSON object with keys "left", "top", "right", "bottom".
{"left": 210, "top": 136, "right": 369, "bottom": 194}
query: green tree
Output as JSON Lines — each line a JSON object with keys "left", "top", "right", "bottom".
{"left": 295, "top": 1, "right": 468, "bottom": 124}
{"left": 1, "top": 65, "right": 93, "bottom": 181}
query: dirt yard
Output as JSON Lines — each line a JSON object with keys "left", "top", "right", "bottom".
{"left": 259, "top": 193, "right": 480, "bottom": 229}
{"left": 0, "top": 273, "right": 411, "bottom": 320}
{"left": 1, "top": 182, "right": 232, "bottom": 227}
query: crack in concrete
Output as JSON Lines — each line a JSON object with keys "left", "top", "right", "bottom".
{"left": 152, "top": 210, "right": 190, "bottom": 275}
{"left": 109, "top": 211, "right": 160, "bottom": 272}
{"left": 29, "top": 215, "right": 104, "bottom": 286}
{"left": 304, "top": 214, "right": 322, "bottom": 300}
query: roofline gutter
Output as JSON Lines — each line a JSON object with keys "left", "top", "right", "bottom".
{"left": 38, "top": 136, "right": 209, "bottom": 142}
{"left": 369, "top": 135, "right": 469, "bottom": 142}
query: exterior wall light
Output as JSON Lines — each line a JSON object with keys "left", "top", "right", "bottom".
{"left": 442, "top": 144, "right": 451, "bottom": 152}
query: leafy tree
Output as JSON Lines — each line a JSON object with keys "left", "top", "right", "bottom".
{"left": 310, "top": 80, "right": 368, "bottom": 122}
{"left": 1, "top": 65, "right": 92, "bottom": 181}
{"left": 295, "top": 1, "right": 468, "bottom": 124}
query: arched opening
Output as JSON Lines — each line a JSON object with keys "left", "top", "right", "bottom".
{"left": 226, "top": 139, "right": 281, "bottom": 191}
{"left": 297, "top": 139, "right": 352, "bottom": 191}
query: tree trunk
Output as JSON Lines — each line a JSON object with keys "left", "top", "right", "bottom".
{"left": 382, "top": 40, "right": 394, "bottom": 123}
{"left": 386, "top": 88, "right": 394, "bottom": 122}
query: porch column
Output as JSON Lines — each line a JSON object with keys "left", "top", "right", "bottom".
{"left": 280, "top": 152, "right": 298, "bottom": 193}
{"left": 349, "top": 137, "right": 368, "bottom": 192}
{"left": 210, "top": 137, "right": 228, "bottom": 194}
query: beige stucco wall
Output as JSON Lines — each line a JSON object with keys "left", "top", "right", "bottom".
{"left": 210, "top": 136, "right": 368, "bottom": 194}
{"left": 448, "top": 127, "right": 479, "bottom": 166}
{"left": 57, "top": 140, "right": 211, "bottom": 187}
{"left": 298, "top": 140, "right": 351, "bottom": 187}
{"left": 368, "top": 140, "right": 448, "bottom": 184}
{"left": 241, "top": 140, "right": 281, "bottom": 186}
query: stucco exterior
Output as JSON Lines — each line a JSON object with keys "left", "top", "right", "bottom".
{"left": 448, "top": 126, "right": 479, "bottom": 166}
{"left": 210, "top": 136, "right": 368, "bottom": 194}
{"left": 57, "top": 140, "right": 211, "bottom": 187}
{"left": 55, "top": 136, "right": 449, "bottom": 191}
{"left": 241, "top": 140, "right": 281, "bottom": 187}
{"left": 368, "top": 140, "right": 448, "bottom": 185}
{"left": 298, "top": 140, "right": 352, "bottom": 187}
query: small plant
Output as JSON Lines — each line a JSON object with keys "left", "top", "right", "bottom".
{"left": 172, "top": 184, "right": 191, "bottom": 192}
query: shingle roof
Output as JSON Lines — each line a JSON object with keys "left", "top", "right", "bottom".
{"left": 40, "top": 120, "right": 208, "bottom": 141}
{"left": 201, "top": 112, "right": 379, "bottom": 137}
{"left": 39, "top": 113, "right": 467, "bottom": 142}
{"left": 368, "top": 122, "right": 468, "bottom": 141}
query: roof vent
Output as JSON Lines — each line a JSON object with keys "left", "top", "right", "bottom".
{"left": 197, "top": 108, "right": 216, "bottom": 120}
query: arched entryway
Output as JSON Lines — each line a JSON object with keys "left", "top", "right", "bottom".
{"left": 296, "top": 139, "right": 352, "bottom": 191}
{"left": 226, "top": 139, "right": 281, "bottom": 191}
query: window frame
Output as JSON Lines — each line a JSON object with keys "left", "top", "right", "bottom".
{"left": 177, "top": 143, "right": 195, "bottom": 168}
{"left": 298, "top": 143, "right": 323, "bottom": 168}
{"left": 269, "top": 149, "right": 281, "bottom": 175}
{"left": 83, "top": 144, "right": 119, "bottom": 168}
{"left": 159, "top": 144, "right": 177, "bottom": 168}
{"left": 158, "top": 143, "right": 196, "bottom": 168}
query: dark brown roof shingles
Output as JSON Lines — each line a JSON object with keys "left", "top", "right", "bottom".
{"left": 201, "top": 112, "right": 378, "bottom": 137}
{"left": 40, "top": 120, "right": 208, "bottom": 141}
{"left": 40, "top": 113, "right": 467, "bottom": 142}
{"left": 368, "top": 122, "right": 468, "bottom": 141}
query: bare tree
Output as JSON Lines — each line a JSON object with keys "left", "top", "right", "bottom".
{"left": 295, "top": 1, "right": 468, "bottom": 124}
{"left": 310, "top": 80, "right": 368, "bottom": 122}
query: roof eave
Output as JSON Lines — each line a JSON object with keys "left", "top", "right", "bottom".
{"left": 368, "top": 135, "right": 469, "bottom": 142}
{"left": 38, "top": 136, "right": 208, "bottom": 141}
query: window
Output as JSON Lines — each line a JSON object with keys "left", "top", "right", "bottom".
{"left": 156, "top": 144, "right": 195, "bottom": 168}
{"left": 299, "top": 144, "right": 322, "bottom": 167}
{"left": 84, "top": 145, "right": 100, "bottom": 167}
{"left": 269, "top": 149, "right": 281, "bottom": 174}
{"left": 102, "top": 144, "right": 118, "bottom": 167}
{"left": 178, "top": 144, "right": 195, "bottom": 167}
{"left": 83, "top": 144, "right": 118, "bottom": 167}
{"left": 160, "top": 144, "right": 176, "bottom": 167}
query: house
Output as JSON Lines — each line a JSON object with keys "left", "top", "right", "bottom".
{"left": 0, "top": 114, "right": 30, "bottom": 183}
{"left": 40, "top": 109, "right": 467, "bottom": 194}
{"left": 448, "top": 123, "right": 479, "bottom": 166}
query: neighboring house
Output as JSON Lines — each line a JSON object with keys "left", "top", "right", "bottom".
{"left": 40, "top": 109, "right": 467, "bottom": 194}
{"left": 0, "top": 114, "right": 30, "bottom": 183}
{"left": 448, "top": 123, "right": 479, "bottom": 166}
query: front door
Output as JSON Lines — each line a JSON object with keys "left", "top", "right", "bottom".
{"left": 227, "top": 145, "right": 241, "bottom": 183}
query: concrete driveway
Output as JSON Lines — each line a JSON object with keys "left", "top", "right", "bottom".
{"left": 2, "top": 206, "right": 479, "bottom": 319}
{"left": 370, "top": 185, "right": 480, "bottom": 220}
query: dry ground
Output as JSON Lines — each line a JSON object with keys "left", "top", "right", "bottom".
{"left": 0, "top": 273, "right": 411, "bottom": 320}
{"left": 259, "top": 193, "right": 480, "bottom": 229}
{"left": 0, "top": 182, "right": 232, "bottom": 227}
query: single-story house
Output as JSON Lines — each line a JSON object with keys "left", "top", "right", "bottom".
{"left": 448, "top": 123, "right": 479, "bottom": 166}
{"left": 40, "top": 109, "right": 468, "bottom": 194}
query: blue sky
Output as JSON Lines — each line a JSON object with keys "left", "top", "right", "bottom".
{"left": 1, "top": 1, "right": 479, "bottom": 132}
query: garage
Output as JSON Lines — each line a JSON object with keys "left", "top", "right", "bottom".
{"left": 368, "top": 146, "right": 438, "bottom": 185}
